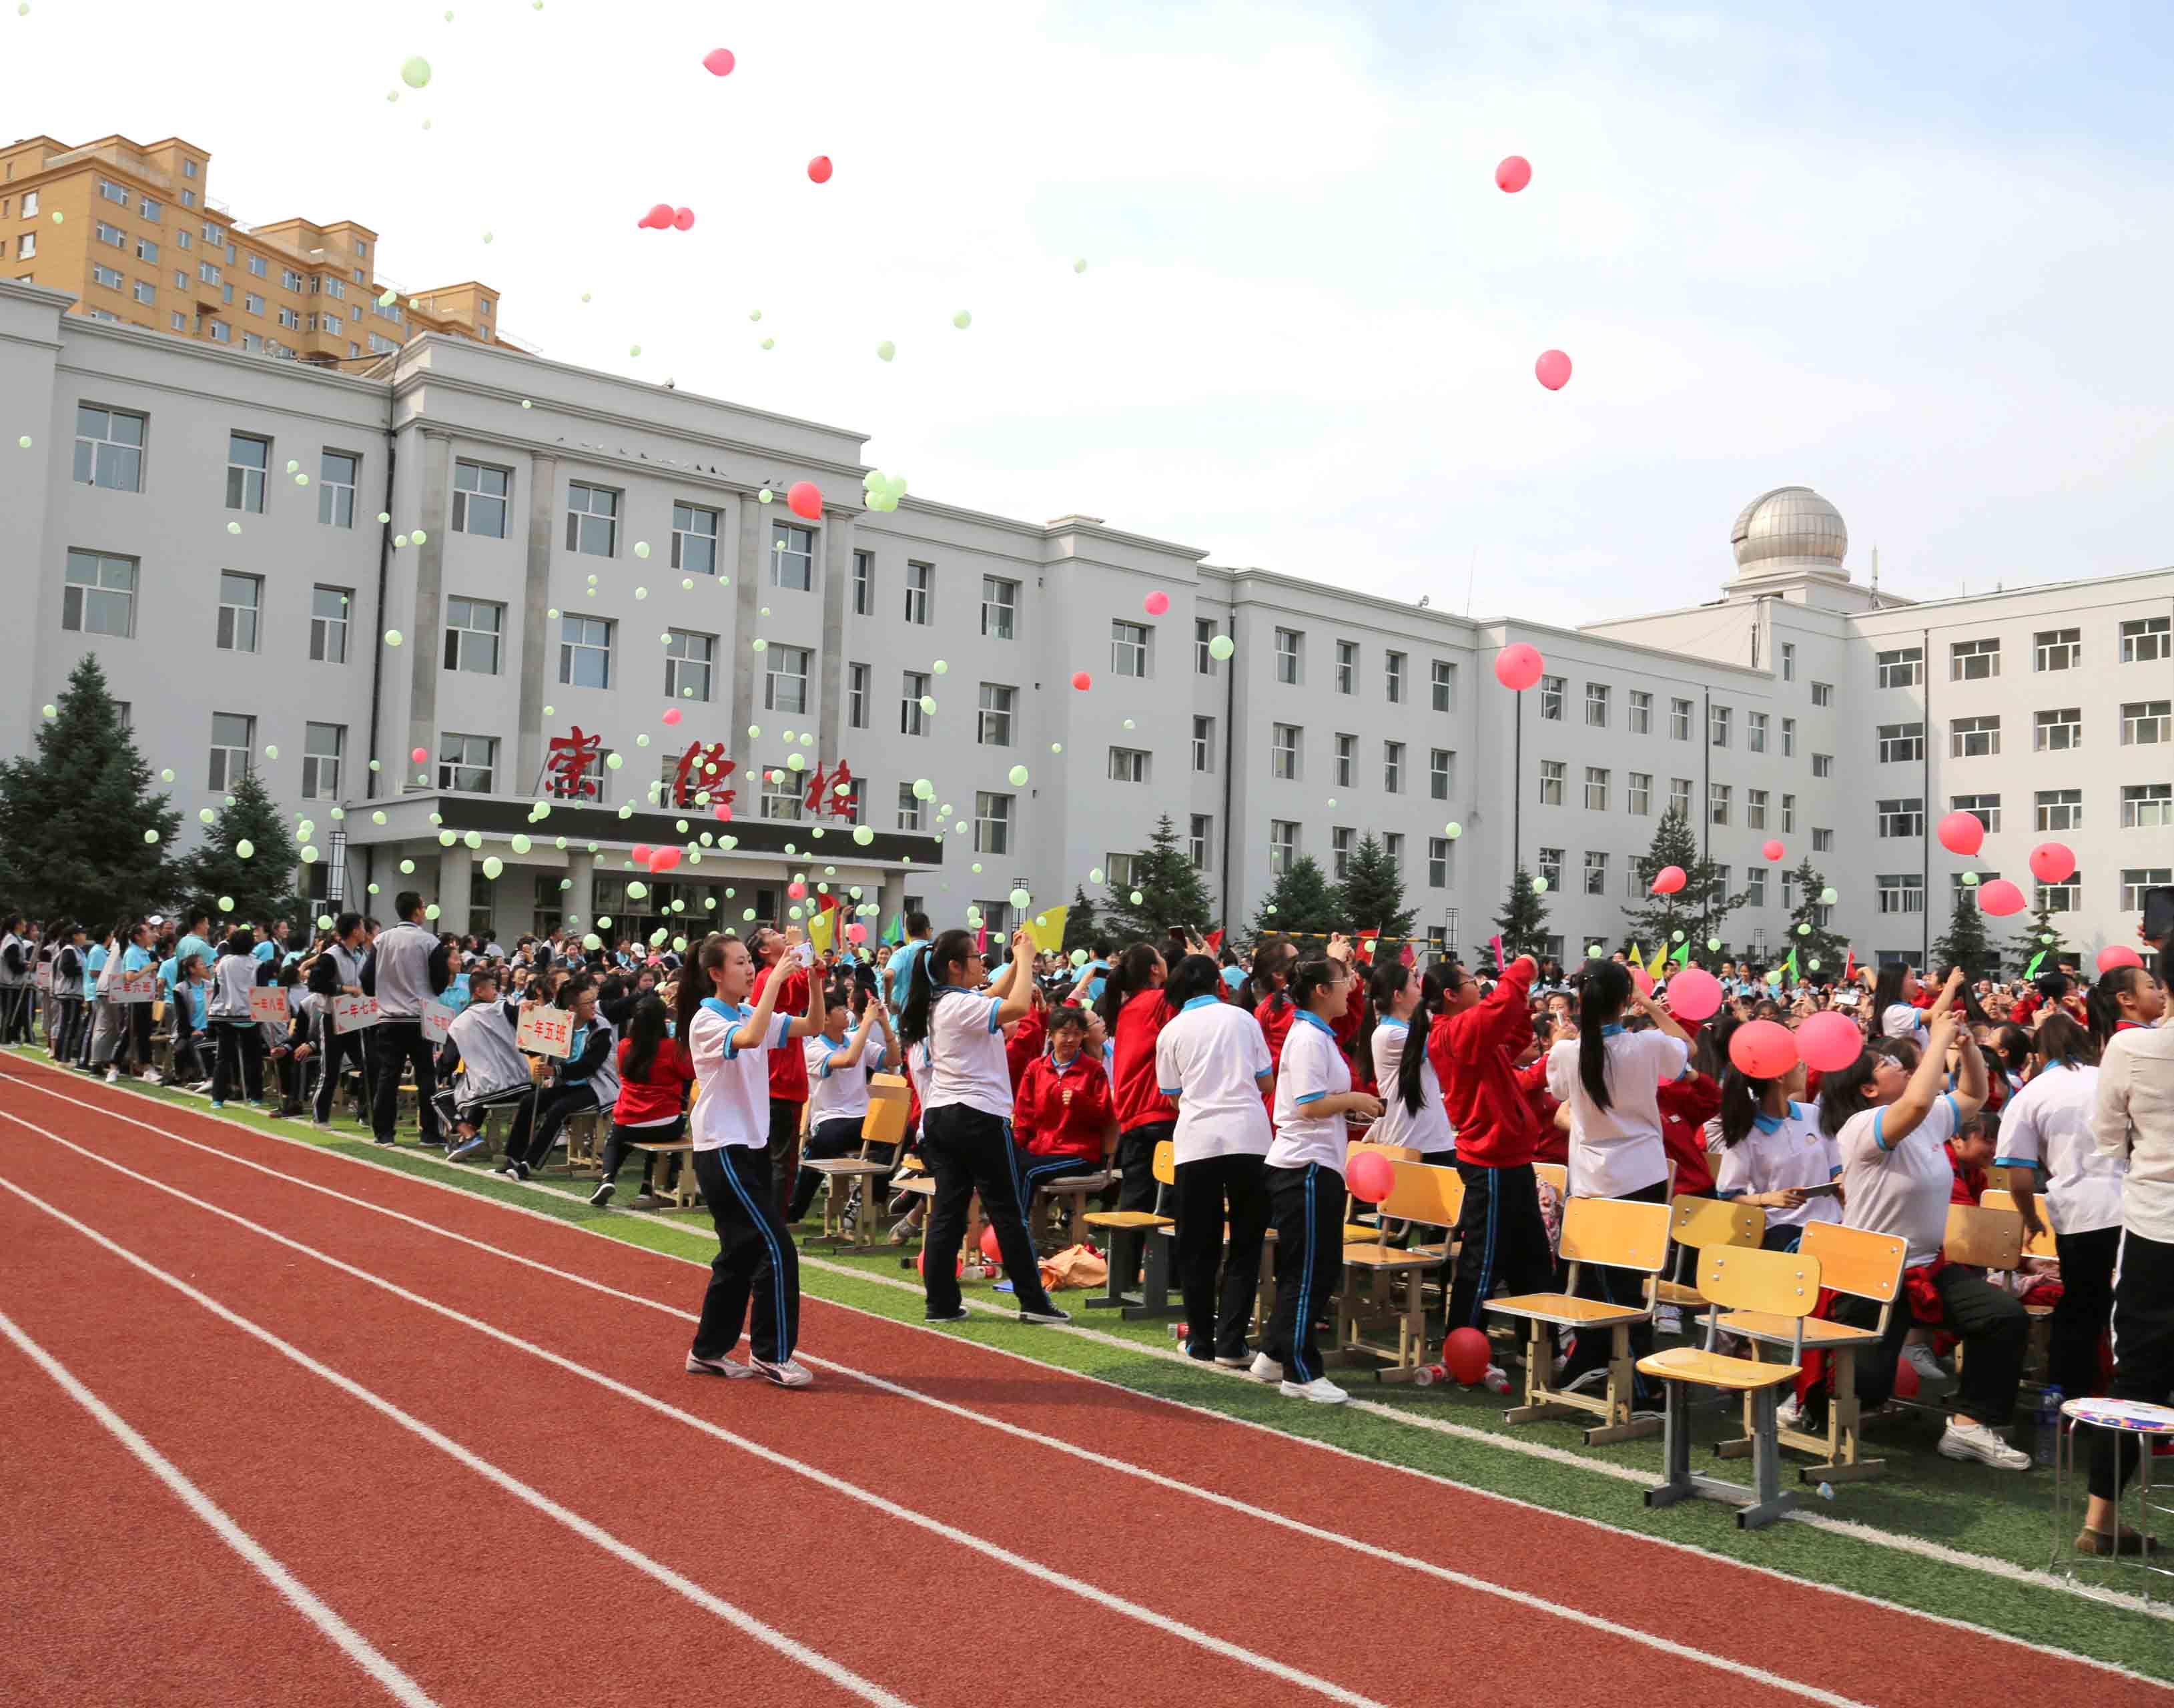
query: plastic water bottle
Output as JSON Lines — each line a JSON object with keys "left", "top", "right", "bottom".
{"left": 2035, "top": 1387, "right": 2064, "bottom": 1468}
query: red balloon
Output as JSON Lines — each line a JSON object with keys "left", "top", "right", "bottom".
{"left": 1651, "top": 865, "right": 1686, "bottom": 896}
{"left": 642, "top": 201, "right": 674, "bottom": 229}
{"left": 1729, "top": 1019, "right": 1798, "bottom": 1080}
{"left": 410, "top": 746, "right": 428, "bottom": 764}
{"left": 1347, "top": 1148, "right": 1395, "bottom": 1204}
{"left": 1978, "top": 878, "right": 2027, "bottom": 917}
{"left": 2099, "top": 945, "right": 2144, "bottom": 973}
{"left": 1936, "top": 811, "right": 1984, "bottom": 857}
{"left": 1070, "top": 671, "right": 1092, "bottom": 691}
{"left": 1893, "top": 1354, "right": 1921, "bottom": 1400}
{"left": 1495, "top": 155, "right": 1532, "bottom": 193}
{"left": 914, "top": 1250, "right": 965, "bottom": 1280}
{"left": 673, "top": 207, "right": 695, "bottom": 232}
{"left": 787, "top": 881, "right": 807, "bottom": 899}
{"left": 1666, "top": 967, "right": 1722, "bottom": 1022}
{"left": 980, "top": 1223, "right": 1003, "bottom": 1264}
{"left": 1144, "top": 591, "right": 1170, "bottom": 616}
{"left": 1762, "top": 839, "right": 1785, "bottom": 863}
{"left": 1443, "top": 1326, "right": 1491, "bottom": 1386}
{"left": 702, "top": 47, "right": 736, "bottom": 76}
{"left": 1798, "top": 1009, "right": 1862, "bottom": 1074}
{"left": 661, "top": 708, "right": 683, "bottom": 726}
{"left": 2029, "top": 843, "right": 2076, "bottom": 885}
{"left": 847, "top": 922, "right": 868, "bottom": 945}
{"left": 648, "top": 847, "right": 683, "bottom": 874}
{"left": 631, "top": 843, "right": 653, "bottom": 864}
{"left": 786, "top": 480, "right": 823, "bottom": 520}
{"left": 713, "top": 803, "right": 733, "bottom": 821}
{"left": 1493, "top": 642, "right": 1544, "bottom": 691}
{"left": 807, "top": 155, "right": 833, "bottom": 184}
{"left": 1629, "top": 964, "right": 1654, "bottom": 998}
{"left": 1535, "top": 349, "right": 1572, "bottom": 391}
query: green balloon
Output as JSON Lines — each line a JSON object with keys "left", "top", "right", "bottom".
{"left": 1208, "top": 634, "right": 1235, "bottom": 661}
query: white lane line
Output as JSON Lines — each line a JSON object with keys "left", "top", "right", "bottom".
{"left": 0, "top": 1304, "right": 440, "bottom": 1708}
{"left": 13, "top": 1059, "right": 2174, "bottom": 1676}
{"left": 0, "top": 1183, "right": 914, "bottom": 1708}
{"left": 0, "top": 1143, "right": 1385, "bottom": 1708}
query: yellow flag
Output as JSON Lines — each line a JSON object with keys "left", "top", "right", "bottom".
{"left": 1026, "top": 905, "right": 1068, "bottom": 953}
{"left": 806, "top": 903, "right": 834, "bottom": 955}
{"left": 1647, "top": 943, "right": 1669, "bottom": 980}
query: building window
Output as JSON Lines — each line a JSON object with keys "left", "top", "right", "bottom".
{"left": 2122, "top": 785, "right": 2173, "bottom": 830}
{"left": 450, "top": 461, "right": 509, "bottom": 536}
{"left": 1539, "top": 675, "right": 1565, "bottom": 721}
{"left": 1431, "top": 748, "right": 1453, "bottom": 801}
{"left": 221, "top": 432, "right": 268, "bottom": 512}
{"left": 759, "top": 765, "right": 803, "bottom": 823}
{"left": 1104, "top": 854, "right": 1138, "bottom": 891}
{"left": 61, "top": 547, "right": 138, "bottom": 637}
{"left": 1109, "top": 747, "right": 1150, "bottom": 784}
{"left": 666, "top": 630, "right": 716, "bottom": 703}
{"left": 851, "top": 550, "right": 873, "bottom": 615}
{"left": 2035, "top": 707, "right": 2083, "bottom": 752}
{"left": 1431, "top": 659, "right": 1456, "bottom": 713}
{"left": 1627, "top": 772, "right": 1652, "bottom": 816}
{"left": 1196, "top": 618, "right": 1220, "bottom": 675}
{"left": 1810, "top": 826, "right": 1832, "bottom": 852}
{"left": 2123, "top": 867, "right": 2174, "bottom": 909}
{"left": 1877, "top": 647, "right": 1923, "bottom": 689}
{"left": 301, "top": 723, "right": 344, "bottom": 801}
{"left": 1951, "top": 714, "right": 2001, "bottom": 758}
{"left": 980, "top": 576, "right": 1018, "bottom": 639}
{"left": 1670, "top": 697, "right": 1692, "bottom": 741}
{"left": 442, "top": 596, "right": 504, "bottom": 674}
{"left": 1710, "top": 782, "right": 1732, "bottom": 826}
{"left": 20, "top": 191, "right": 37, "bottom": 217}
{"left": 1811, "top": 681, "right": 1834, "bottom": 707}
{"left": 1780, "top": 640, "right": 1796, "bottom": 682}
{"left": 1669, "top": 777, "right": 1693, "bottom": 819}
{"left": 1272, "top": 725, "right": 1301, "bottom": 781}
{"left": 1583, "top": 766, "right": 1609, "bottom": 811}
{"left": 1746, "top": 867, "right": 1767, "bottom": 907}
{"left": 565, "top": 482, "right": 619, "bottom": 556}
{"left": 278, "top": 307, "right": 300, "bottom": 330}
{"left": 1110, "top": 620, "right": 1149, "bottom": 677}
{"left": 1193, "top": 717, "right": 1214, "bottom": 773}
{"left": 977, "top": 683, "right": 1015, "bottom": 747}
{"left": 208, "top": 320, "right": 232, "bottom": 344}
{"left": 215, "top": 572, "right": 262, "bottom": 653}
{"left": 2036, "top": 788, "right": 2083, "bottom": 832}
{"left": 1577, "top": 849, "right": 1607, "bottom": 897}
{"left": 1383, "top": 831, "right": 1404, "bottom": 870}
{"left": 1780, "top": 716, "right": 1796, "bottom": 757}
{"left": 1747, "top": 787, "right": 1768, "bottom": 829}
{"left": 1539, "top": 759, "right": 1565, "bottom": 806}
{"left": 1335, "top": 639, "right": 1357, "bottom": 695}
{"left": 243, "top": 292, "right": 265, "bottom": 316}
{"left": 1952, "top": 793, "right": 2002, "bottom": 834}
{"left": 2122, "top": 700, "right": 2171, "bottom": 746}
{"left": 1428, "top": 837, "right": 1452, "bottom": 889}
{"left": 559, "top": 614, "right": 613, "bottom": 689}
{"left": 1275, "top": 628, "right": 1301, "bottom": 685}
{"left": 1585, "top": 682, "right": 1610, "bottom": 728}
{"left": 91, "top": 263, "right": 124, "bottom": 290}
{"left": 308, "top": 449, "right": 358, "bottom": 528}
{"left": 1950, "top": 637, "right": 2001, "bottom": 681}
{"left": 1625, "top": 688, "right": 1652, "bottom": 735}
{"left": 1877, "top": 874, "right": 1924, "bottom": 916}
{"left": 903, "top": 561, "right": 932, "bottom": 624}
{"left": 2035, "top": 628, "right": 2081, "bottom": 672}
{"left": 764, "top": 645, "right": 810, "bottom": 713}
{"left": 1333, "top": 734, "right": 1357, "bottom": 788}
{"left": 2037, "top": 871, "right": 2083, "bottom": 913}
{"left": 974, "top": 793, "right": 1012, "bottom": 855}
{"left": 1383, "top": 741, "right": 1405, "bottom": 793}
{"left": 1537, "top": 847, "right": 1563, "bottom": 889}
{"left": 901, "top": 671, "right": 930, "bottom": 736}
{"left": 1876, "top": 798, "right": 1924, "bottom": 838}
{"left": 1782, "top": 793, "right": 1796, "bottom": 833}
{"left": 208, "top": 713, "right": 254, "bottom": 791}
{"left": 1711, "top": 704, "right": 1732, "bottom": 748}
{"left": 2121, "top": 616, "right": 2171, "bottom": 664}
{"left": 1812, "top": 753, "right": 1834, "bottom": 778}
{"left": 1189, "top": 815, "right": 1212, "bottom": 871}
{"left": 15, "top": 232, "right": 33, "bottom": 260}
{"left": 310, "top": 585, "right": 350, "bottom": 663}
{"left": 1877, "top": 723, "right": 1924, "bottom": 764}
{"left": 1269, "top": 821, "right": 1299, "bottom": 875}
{"left": 1332, "top": 827, "right": 1355, "bottom": 880}
{"left": 895, "top": 783, "right": 924, "bottom": 832}
{"left": 135, "top": 237, "right": 159, "bottom": 263}
{"left": 1385, "top": 651, "right": 1406, "bottom": 705}
{"left": 769, "top": 522, "right": 815, "bottom": 591}
{"left": 847, "top": 662, "right": 869, "bottom": 729}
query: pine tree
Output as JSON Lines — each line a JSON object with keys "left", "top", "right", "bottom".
{"left": 1337, "top": 832, "right": 1416, "bottom": 937}
{"left": 1931, "top": 883, "right": 2007, "bottom": 981}
{"left": 1252, "top": 855, "right": 1341, "bottom": 935}
{"left": 0, "top": 655, "right": 181, "bottom": 927}
{"left": 2013, "top": 895, "right": 2075, "bottom": 979}
{"left": 1060, "top": 885, "right": 1100, "bottom": 955}
{"left": 183, "top": 769, "right": 302, "bottom": 929}
{"left": 1782, "top": 857, "right": 1851, "bottom": 979}
{"left": 1620, "top": 808, "right": 1748, "bottom": 955}
{"left": 1104, "top": 813, "right": 1218, "bottom": 941}
{"left": 1485, "top": 863, "right": 1552, "bottom": 963}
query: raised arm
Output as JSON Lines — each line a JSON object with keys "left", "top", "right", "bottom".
{"left": 992, "top": 930, "right": 1038, "bottom": 1028}
{"left": 1880, "top": 1013, "right": 1965, "bottom": 1148}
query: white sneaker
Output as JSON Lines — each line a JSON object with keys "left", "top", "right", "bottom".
{"left": 1776, "top": 1395, "right": 1802, "bottom": 1430}
{"left": 684, "top": 1351, "right": 757, "bottom": 1380}
{"left": 1212, "top": 1353, "right": 1253, "bottom": 1369}
{"left": 1279, "top": 1375, "right": 1349, "bottom": 1405}
{"left": 1248, "top": 1352, "right": 1284, "bottom": 1384}
{"left": 753, "top": 1357, "right": 813, "bottom": 1388}
{"left": 104, "top": 1068, "right": 120, "bottom": 1085}
{"left": 1902, "top": 1342, "right": 1953, "bottom": 1390}
{"left": 1938, "top": 1418, "right": 2030, "bottom": 1470}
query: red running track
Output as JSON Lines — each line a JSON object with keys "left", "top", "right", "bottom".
{"left": 3, "top": 1055, "right": 2168, "bottom": 1707}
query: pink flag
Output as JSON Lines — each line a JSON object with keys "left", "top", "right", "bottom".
{"left": 1491, "top": 934, "right": 1505, "bottom": 973}
{"left": 976, "top": 923, "right": 988, "bottom": 957}
{"left": 1399, "top": 942, "right": 1416, "bottom": 967}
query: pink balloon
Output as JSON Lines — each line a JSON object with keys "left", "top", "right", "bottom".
{"left": 648, "top": 847, "right": 682, "bottom": 874}
{"left": 1936, "top": 811, "right": 1985, "bottom": 857}
{"left": 1629, "top": 964, "right": 1654, "bottom": 998}
{"left": 702, "top": 47, "right": 735, "bottom": 76}
{"left": 631, "top": 843, "right": 653, "bottom": 864}
{"left": 661, "top": 708, "right": 683, "bottom": 726}
{"left": 1665, "top": 966, "right": 1722, "bottom": 1022}
{"left": 1071, "top": 671, "right": 1092, "bottom": 691}
{"left": 1978, "top": 878, "right": 2027, "bottom": 917}
{"left": 410, "top": 746, "right": 428, "bottom": 764}
{"left": 807, "top": 155, "right": 833, "bottom": 184}
{"left": 786, "top": 480, "right": 823, "bottom": 521}
{"left": 1798, "top": 1009, "right": 1862, "bottom": 1075}
{"left": 847, "top": 922, "right": 868, "bottom": 945}
{"left": 1495, "top": 155, "right": 1532, "bottom": 193}
{"left": 1651, "top": 865, "right": 1686, "bottom": 896}
{"left": 1728, "top": 1019, "right": 1798, "bottom": 1080}
{"left": 2099, "top": 945, "right": 2144, "bottom": 973}
{"left": 1493, "top": 642, "right": 1544, "bottom": 691}
{"left": 1347, "top": 1149, "right": 1395, "bottom": 1205}
{"left": 1762, "top": 839, "right": 1785, "bottom": 863}
{"left": 641, "top": 201, "right": 674, "bottom": 229}
{"left": 1535, "top": 349, "right": 1572, "bottom": 391}
{"left": 712, "top": 803, "right": 733, "bottom": 821}
{"left": 672, "top": 207, "right": 695, "bottom": 231}
{"left": 1144, "top": 591, "right": 1170, "bottom": 616}
{"left": 787, "top": 881, "right": 807, "bottom": 899}
{"left": 2029, "top": 842, "right": 2077, "bottom": 885}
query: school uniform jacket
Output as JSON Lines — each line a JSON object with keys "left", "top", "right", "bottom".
{"left": 1014, "top": 1049, "right": 1114, "bottom": 1164}
{"left": 1427, "top": 957, "right": 1543, "bottom": 1170}
{"left": 1110, "top": 987, "right": 1177, "bottom": 1132}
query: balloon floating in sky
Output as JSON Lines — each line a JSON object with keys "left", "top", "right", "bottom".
{"left": 861, "top": 468, "right": 908, "bottom": 512}
{"left": 662, "top": 708, "right": 683, "bottom": 726}
{"left": 2099, "top": 945, "right": 2144, "bottom": 973}
{"left": 410, "top": 747, "right": 428, "bottom": 764}
{"left": 1977, "top": 877, "right": 2027, "bottom": 917}
{"left": 1651, "top": 865, "right": 1687, "bottom": 895}
{"left": 400, "top": 54, "right": 432, "bottom": 88}
{"left": 1493, "top": 642, "right": 1543, "bottom": 690}
{"left": 875, "top": 340, "right": 895, "bottom": 362}
{"left": 1008, "top": 765, "right": 1030, "bottom": 787}
{"left": 786, "top": 481, "right": 823, "bottom": 521}
{"left": 1208, "top": 634, "right": 1234, "bottom": 661}
{"left": 1798, "top": 1011, "right": 1861, "bottom": 1074}
{"left": 952, "top": 310, "right": 972, "bottom": 329}
{"left": 2029, "top": 842, "right": 2077, "bottom": 884}
{"left": 1072, "top": 258, "right": 1087, "bottom": 274}
{"left": 1666, "top": 967, "right": 1723, "bottom": 1022}
{"left": 807, "top": 155, "right": 833, "bottom": 184}
{"left": 1495, "top": 155, "right": 1532, "bottom": 193}
{"left": 1762, "top": 839, "right": 1784, "bottom": 862}
{"left": 1936, "top": 811, "right": 1984, "bottom": 857}
{"left": 702, "top": 47, "right": 735, "bottom": 75}
{"left": 1144, "top": 591, "right": 1170, "bottom": 616}
{"left": 1534, "top": 349, "right": 1573, "bottom": 391}
{"left": 1070, "top": 671, "right": 1092, "bottom": 691}
{"left": 1729, "top": 1019, "right": 1798, "bottom": 1079}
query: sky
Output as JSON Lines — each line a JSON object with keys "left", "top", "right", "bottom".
{"left": 13, "top": 0, "right": 2174, "bottom": 622}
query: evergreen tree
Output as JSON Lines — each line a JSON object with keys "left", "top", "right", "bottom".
{"left": 1104, "top": 813, "right": 1218, "bottom": 940}
{"left": 1782, "top": 858, "right": 1851, "bottom": 978}
{"left": 2013, "top": 895, "right": 2075, "bottom": 979}
{"left": 1485, "top": 863, "right": 1552, "bottom": 963}
{"left": 1337, "top": 832, "right": 1416, "bottom": 937}
{"left": 1931, "top": 883, "right": 2007, "bottom": 981}
{"left": 1252, "top": 855, "right": 1341, "bottom": 936}
{"left": 0, "top": 655, "right": 180, "bottom": 927}
{"left": 1620, "top": 808, "right": 1748, "bottom": 954}
{"left": 1060, "top": 885, "right": 1100, "bottom": 955}
{"left": 183, "top": 769, "right": 302, "bottom": 929}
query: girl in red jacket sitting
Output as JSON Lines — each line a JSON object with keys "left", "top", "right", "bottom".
{"left": 1013, "top": 1005, "right": 1118, "bottom": 1230}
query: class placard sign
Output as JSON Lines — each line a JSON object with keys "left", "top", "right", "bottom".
{"left": 110, "top": 967, "right": 161, "bottom": 1005}
{"left": 517, "top": 1005, "right": 573, "bottom": 1059}
{"left": 32, "top": 963, "right": 51, "bottom": 991}
{"left": 422, "top": 999, "right": 461, "bottom": 1044}
{"left": 331, "top": 994, "right": 382, "bottom": 1033}
{"left": 248, "top": 988, "right": 290, "bottom": 1025}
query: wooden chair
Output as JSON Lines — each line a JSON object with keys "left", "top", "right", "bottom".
{"left": 1973, "top": 1192, "right": 2047, "bottom": 1260}
{"left": 1640, "top": 1246, "right": 1824, "bottom": 1531}
{"left": 1980, "top": 1164, "right": 2023, "bottom": 1196}
{"left": 1714, "top": 1221, "right": 1905, "bottom": 1482}
{"left": 563, "top": 1108, "right": 603, "bottom": 1174}
{"left": 1032, "top": 1126, "right": 1120, "bottom": 1249}
{"left": 1655, "top": 1196, "right": 1764, "bottom": 1318}
{"left": 1486, "top": 1196, "right": 1673, "bottom": 1444}
{"left": 1082, "top": 1140, "right": 1177, "bottom": 1318}
{"left": 1533, "top": 1162, "right": 1568, "bottom": 1199}
{"left": 629, "top": 1140, "right": 699, "bottom": 1208}
{"left": 1338, "top": 1160, "right": 1465, "bottom": 1381}
{"left": 1342, "top": 1143, "right": 1421, "bottom": 1242}
{"left": 802, "top": 1074, "right": 910, "bottom": 1253}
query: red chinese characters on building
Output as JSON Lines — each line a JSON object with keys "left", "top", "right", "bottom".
{"left": 545, "top": 727, "right": 603, "bottom": 799}
{"left": 803, "top": 760, "right": 859, "bottom": 821}
{"left": 670, "top": 741, "right": 735, "bottom": 811}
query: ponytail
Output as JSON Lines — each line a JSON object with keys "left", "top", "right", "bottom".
{"left": 1395, "top": 969, "right": 1444, "bottom": 1118}
{"left": 2087, "top": 966, "right": 2147, "bottom": 1053}
{"left": 900, "top": 928, "right": 970, "bottom": 1046}
{"left": 1359, "top": 960, "right": 1406, "bottom": 1098}
{"left": 1096, "top": 942, "right": 1165, "bottom": 1029}
{"left": 1577, "top": 960, "right": 1633, "bottom": 1112}
{"left": 672, "top": 933, "right": 727, "bottom": 1043}
{"left": 2034, "top": 1010, "right": 2096, "bottom": 1070}
{"left": 1716, "top": 1064, "right": 1774, "bottom": 1147}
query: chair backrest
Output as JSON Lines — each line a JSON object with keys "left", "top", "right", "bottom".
{"left": 1355, "top": 1142, "right": 1423, "bottom": 1164}
{"left": 1798, "top": 1222, "right": 1906, "bottom": 1304}
{"left": 1152, "top": 1140, "right": 1176, "bottom": 1186}
{"left": 1533, "top": 1162, "right": 1569, "bottom": 1198}
{"left": 1981, "top": 1163, "right": 2022, "bottom": 1196}
{"left": 1379, "top": 1160, "right": 1463, "bottom": 1230}
{"left": 1669, "top": 1194, "right": 1764, "bottom": 1254}
{"left": 1697, "top": 1246, "right": 1823, "bottom": 1319}
{"left": 1557, "top": 1196, "right": 1673, "bottom": 1274}
{"left": 1942, "top": 1202, "right": 2024, "bottom": 1270}
{"left": 1977, "top": 1191, "right": 2055, "bottom": 1260}
{"left": 863, "top": 1072, "right": 910, "bottom": 1148}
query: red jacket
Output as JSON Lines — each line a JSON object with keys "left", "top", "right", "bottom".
{"left": 1006, "top": 1004, "right": 1048, "bottom": 1094}
{"left": 1111, "top": 987, "right": 1177, "bottom": 1131}
{"left": 613, "top": 1037, "right": 695, "bottom": 1128}
{"left": 1521, "top": 1053, "right": 1567, "bottom": 1164}
{"left": 1256, "top": 978, "right": 1366, "bottom": 1078}
{"left": 1429, "top": 958, "right": 1543, "bottom": 1168}
{"left": 1658, "top": 1080, "right": 1720, "bottom": 1197}
{"left": 752, "top": 961, "right": 809, "bottom": 1102}
{"left": 1946, "top": 1140, "right": 1986, "bottom": 1206}
{"left": 1015, "top": 1049, "right": 1114, "bottom": 1163}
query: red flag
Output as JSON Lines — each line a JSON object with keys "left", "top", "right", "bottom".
{"left": 976, "top": 923, "right": 988, "bottom": 956}
{"left": 1491, "top": 934, "right": 1505, "bottom": 973}
{"left": 1204, "top": 929, "right": 1224, "bottom": 953}
{"left": 1842, "top": 948, "right": 1855, "bottom": 983}
{"left": 1399, "top": 942, "right": 1416, "bottom": 967}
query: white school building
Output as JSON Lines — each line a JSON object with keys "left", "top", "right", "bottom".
{"left": 3, "top": 279, "right": 2169, "bottom": 965}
